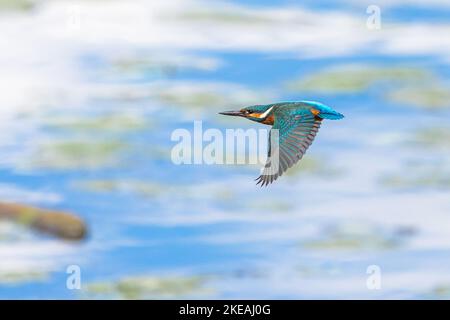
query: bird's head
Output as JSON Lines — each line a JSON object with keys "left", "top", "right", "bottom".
{"left": 219, "top": 104, "right": 274, "bottom": 123}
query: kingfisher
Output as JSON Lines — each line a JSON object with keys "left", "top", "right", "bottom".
{"left": 220, "top": 101, "right": 344, "bottom": 186}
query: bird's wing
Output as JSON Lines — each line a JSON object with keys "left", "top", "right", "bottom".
{"left": 255, "top": 111, "right": 322, "bottom": 186}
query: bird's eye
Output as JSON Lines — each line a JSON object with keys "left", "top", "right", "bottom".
{"left": 244, "top": 110, "right": 251, "bottom": 114}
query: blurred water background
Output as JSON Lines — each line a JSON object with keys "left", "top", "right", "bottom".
{"left": 0, "top": 0, "right": 450, "bottom": 299}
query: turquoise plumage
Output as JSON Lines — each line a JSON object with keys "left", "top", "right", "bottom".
{"left": 220, "top": 101, "right": 344, "bottom": 186}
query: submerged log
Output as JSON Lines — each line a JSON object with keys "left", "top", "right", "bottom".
{"left": 0, "top": 202, "right": 87, "bottom": 240}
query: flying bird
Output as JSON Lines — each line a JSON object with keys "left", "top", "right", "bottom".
{"left": 220, "top": 101, "right": 344, "bottom": 186}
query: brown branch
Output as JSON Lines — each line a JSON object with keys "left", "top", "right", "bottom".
{"left": 0, "top": 202, "right": 87, "bottom": 240}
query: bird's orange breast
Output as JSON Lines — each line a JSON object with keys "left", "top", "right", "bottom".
{"left": 261, "top": 114, "right": 274, "bottom": 125}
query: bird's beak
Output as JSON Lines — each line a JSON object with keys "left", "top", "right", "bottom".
{"left": 219, "top": 110, "right": 245, "bottom": 117}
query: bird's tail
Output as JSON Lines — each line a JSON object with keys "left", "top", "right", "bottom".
{"left": 319, "top": 110, "right": 344, "bottom": 120}
{"left": 304, "top": 101, "right": 344, "bottom": 120}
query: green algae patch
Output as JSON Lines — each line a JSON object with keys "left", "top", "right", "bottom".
{"left": 153, "top": 84, "right": 272, "bottom": 113}
{"left": 26, "top": 140, "right": 127, "bottom": 171}
{"left": 111, "top": 58, "right": 179, "bottom": 77}
{"left": 110, "top": 55, "right": 220, "bottom": 78}
{"left": 302, "top": 223, "right": 415, "bottom": 251}
{"left": 0, "top": 271, "right": 49, "bottom": 285}
{"left": 82, "top": 275, "right": 212, "bottom": 299}
{"left": 380, "top": 163, "right": 450, "bottom": 190}
{"left": 46, "top": 114, "right": 150, "bottom": 133}
{"left": 283, "top": 156, "right": 343, "bottom": 178}
{"left": 73, "top": 179, "right": 164, "bottom": 198}
{"left": 158, "top": 91, "right": 227, "bottom": 109}
{"left": 246, "top": 156, "right": 342, "bottom": 180}
{"left": 287, "top": 65, "right": 431, "bottom": 94}
{"left": 386, "top": 85, "right": 450, "bottom": 110}
{"left": 382, "top": 128, "right": 450, "bottom": 190}
{"left": 424, "top": 285, "right": 450, "bottom": 299}
{"left": 410, "top": 127, "right": 450, "bottom": 149}
{"left": 176, "top": 9, "right": 275, "bottom": 25}
{"left": 74, "top": 179, "right": 232, "bottom": 203}
{"left": 246, "top": 200, "right": 293, "bottom": 212}
{"left": 0, "top": 0, "right": 35, "bottom": 11}
{"left": 381, "top": 173, "right": 450, "bottom": 190}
